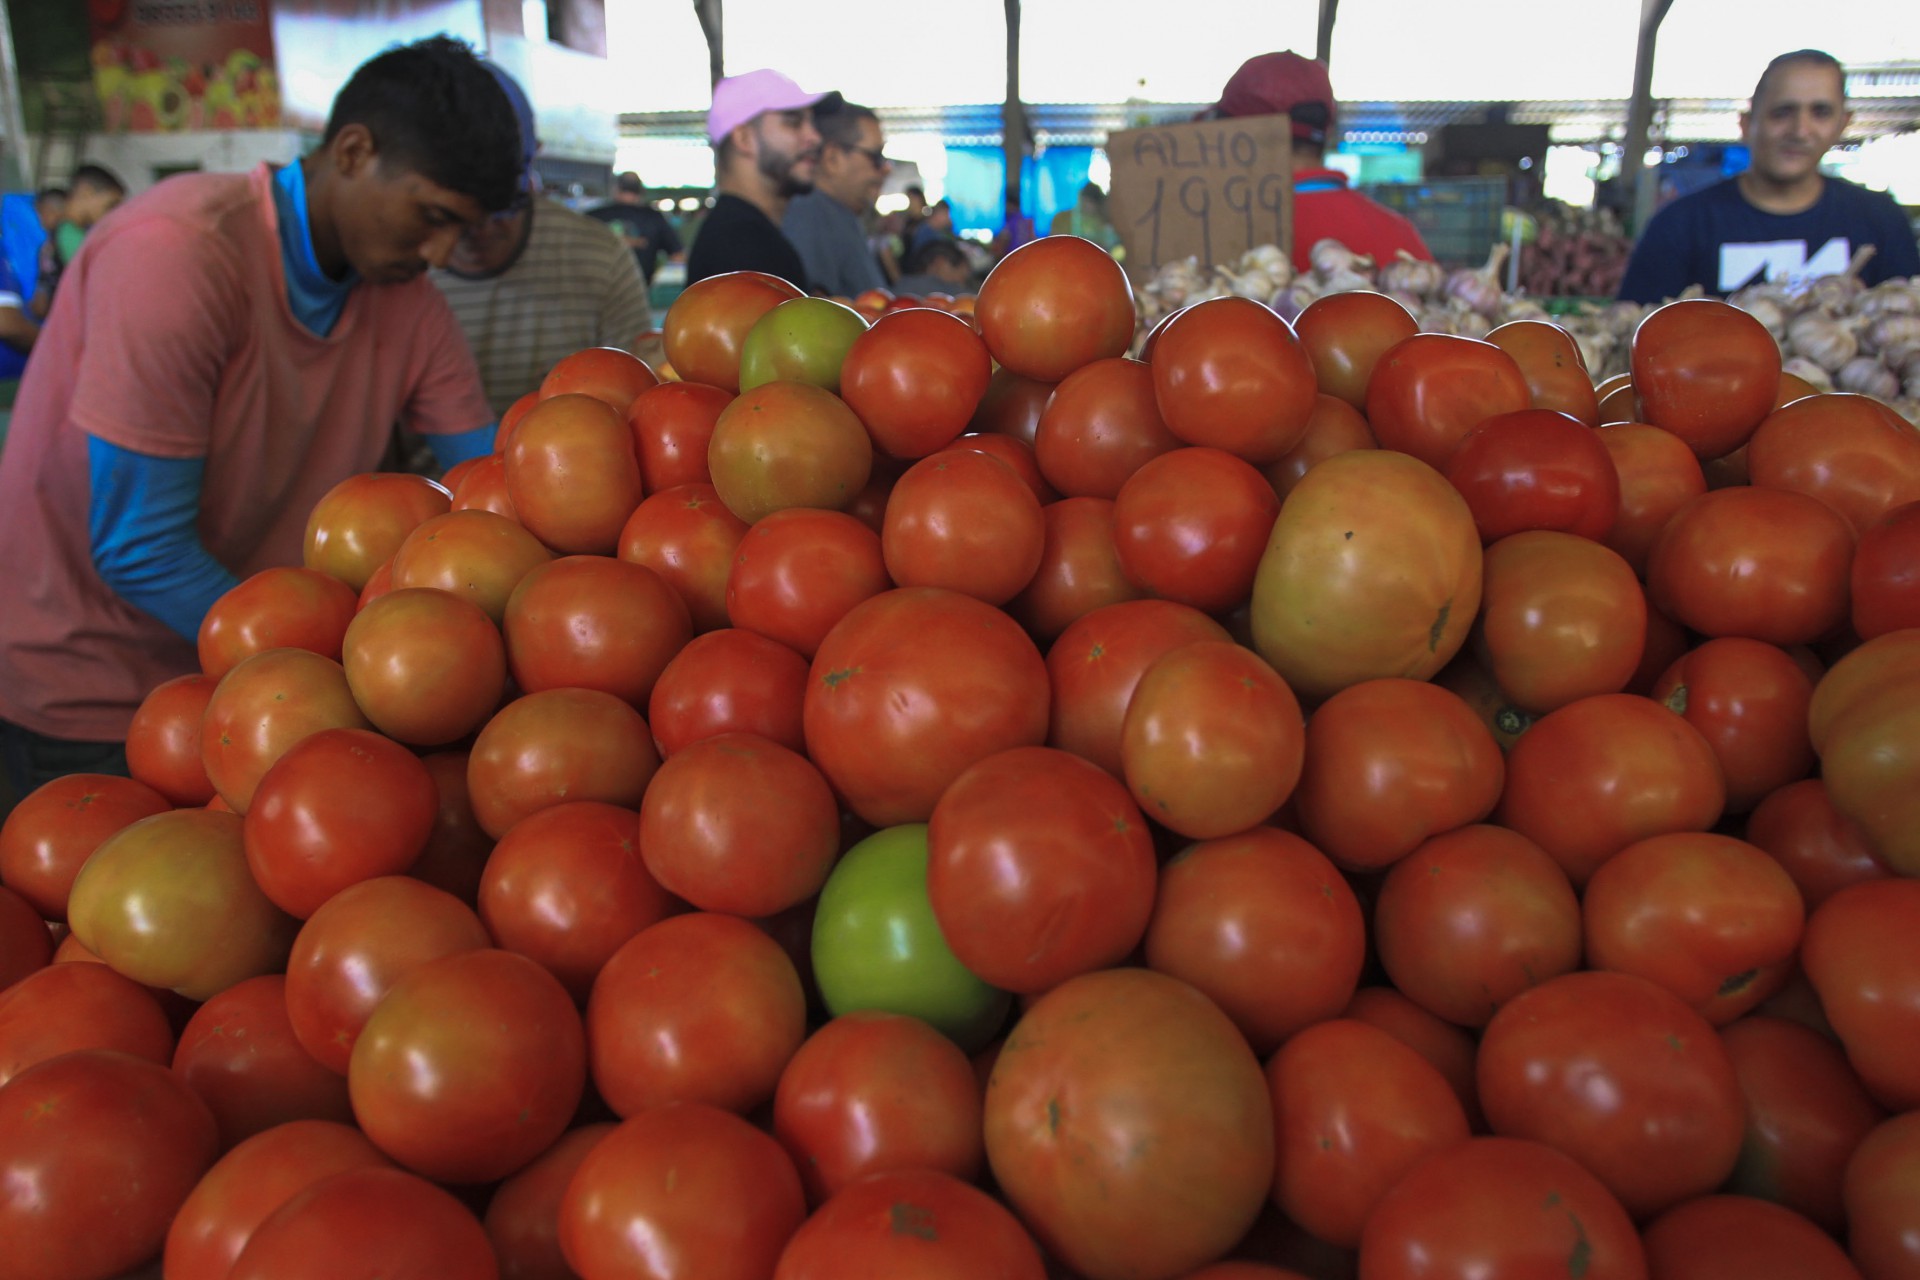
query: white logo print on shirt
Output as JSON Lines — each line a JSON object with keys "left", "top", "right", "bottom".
{"left": 1719, "top": 237, "right": 1852, "bottom": 291}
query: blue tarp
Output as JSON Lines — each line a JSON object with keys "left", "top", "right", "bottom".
{"left": 943, "top": 144, "right": 1097, "bottom": 241}
{"left": 0, "top": 193, "right": 43, "bottom": 382}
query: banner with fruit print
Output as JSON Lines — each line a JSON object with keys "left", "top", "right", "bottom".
{"left": 89, "top": 0, "right": 281, "bottom": 132}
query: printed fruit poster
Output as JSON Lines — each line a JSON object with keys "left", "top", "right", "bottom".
{"left": 89, "top": 0, "right": 281, "bottom": 131}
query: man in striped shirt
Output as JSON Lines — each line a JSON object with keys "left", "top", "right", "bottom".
{"left": 432, "top": 64, "right": 654, "bottom": 415}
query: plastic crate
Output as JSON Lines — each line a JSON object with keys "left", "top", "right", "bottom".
{"left": 1358, "top": 176, "right": 1507, "bottom": 267}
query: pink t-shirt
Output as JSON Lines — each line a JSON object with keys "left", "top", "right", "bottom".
{"left": 0, "top": 163, "right": 489, "bottom": 741}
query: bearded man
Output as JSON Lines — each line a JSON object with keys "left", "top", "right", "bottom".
{"left": 685, "top": 69, "right": 834, "bottom": 292}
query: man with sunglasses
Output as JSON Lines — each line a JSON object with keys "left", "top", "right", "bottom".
{"left": 686, "top": 68, "right": 832, "bottom": 291}
{"left": 784, "top": 99, "right": 893, "bottom": 298}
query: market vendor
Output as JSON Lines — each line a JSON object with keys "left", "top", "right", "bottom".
{"left": 1202, "top": 51, "right": 1433, "bottom": 272}
{"left": 1618, "top": 49, "right": 1920, "bottom": 303}
{"left": 685, "top": 68, "right": 832, "bottom": 291}
{"left": 0, "top": 35, "right": 522, "bottom": 797}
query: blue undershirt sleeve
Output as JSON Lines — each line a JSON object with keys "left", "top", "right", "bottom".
{"left": 87, "top": 436, "right": 243, "bottom": 643}
{"left": 425, "top": 423, "right": 497, "bottom": 470}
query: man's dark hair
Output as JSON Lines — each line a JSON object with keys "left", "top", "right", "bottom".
{"left": 1752, "top": 49, "right": 1845, "bottom": 105}
{"left": 815, "top": 99, "right": 878, "bottom": 151}
{"left": 36, "top": 186, "right": 67, "bottom": 204}
{"left": 615, "top": 171, "right": 644, "bottom": 196}
{"left": 322, "top": 35, "right": 524, "bottom": 213}
{"left": 1290, "top": 100, "right": 1332, "bottom": 152}
{"left": 905, "top": 184, "right": 926, "bottom": 201}
{"left": 69, "top": 164, "right": 125, "bottom": 195}
{"left": 903, "top": 236, "right": 967, "bottom": 275}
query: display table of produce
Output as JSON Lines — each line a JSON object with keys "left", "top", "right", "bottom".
{"left": 2, "top": 234, "right": 1917, "bottom": 1280}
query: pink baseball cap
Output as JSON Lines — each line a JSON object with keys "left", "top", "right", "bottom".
{"left": 708, "top": 69, "right": 837, "bottom": 144}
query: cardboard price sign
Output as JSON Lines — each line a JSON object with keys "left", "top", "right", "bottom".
{"left": 1106, "top": 116, "right": 1295, "bottom": 270}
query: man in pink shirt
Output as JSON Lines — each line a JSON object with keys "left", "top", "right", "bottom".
{"left": 0, "top": 35, "right": 525, "bottom": 801}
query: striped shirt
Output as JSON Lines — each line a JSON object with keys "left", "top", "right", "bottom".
{"left": 432, "top": 199, "right": 654, "bottom": 416}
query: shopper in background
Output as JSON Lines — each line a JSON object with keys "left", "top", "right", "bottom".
{"left": 1203, "top": 51, "right": 1431, "bottom": 272}
{"left": 891, "top": 235, "right": 973, "bottom": 297}
{"left": 1618, "top": 49, "right": 1919, "bottom": 303}
{"left": 587, "top": 171, "right": 684, "bottom": 285}
{"left": 434, "top": 65, "right": 654, "bottom": 416}
{"left": 31, "top": 164, "right": 126, "bottom": 318}
{"left": 0, "top": 35, "right": 520, "bottom": 796}
{"left": 0, "top": 255, "right": 37, "bottom": 364}
{"left": 686, "top": 68, "right": 831, "bottom": 290}
{"left": 34, "top": 187, "right": 68, "bottom": 236}
{"left": 1049, "top": 182, "right": 1120, "bottom": 253}
{"left": 783, "top": 98, "right": 892, "bottom": 297}
{"left": 908, "top": 197, "right": 956, "bottom": 255}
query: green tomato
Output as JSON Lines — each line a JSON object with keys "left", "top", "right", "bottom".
{"left": 738, "top": 296, "right": 870, "bottom": 395}
{"left": 811, "top": 824, "right": 1011, "bottom": 1051}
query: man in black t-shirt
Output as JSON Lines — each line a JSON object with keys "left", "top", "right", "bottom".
{"left": 1619, "top": 49, "right": 1919, "bottom": 303}
{"left": 685, "top": 69, "right": 832, "bottom": 292}
{"left": 587, "top": 172, "right": 684, "bottom": 285}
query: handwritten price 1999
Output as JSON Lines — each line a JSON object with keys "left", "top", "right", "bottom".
{"left": 1130, "top": 174, "right": 1287, "bottom": 267}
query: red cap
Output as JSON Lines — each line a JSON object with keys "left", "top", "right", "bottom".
{"left": 1214, "top": 51, "right": 1336, "bottom": 143}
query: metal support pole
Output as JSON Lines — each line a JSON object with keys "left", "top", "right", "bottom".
{"left": 1315, "top": 0, "right": 1340, "bottom": 68}
{"left": 693, "top": 0, "right": 723, "bottom": 88}
{"left": 1003, "top": 0, "right": 1025, "bottom": 238}
{"left": 1621, "top": 0, "right": 1675, "bottom": 233}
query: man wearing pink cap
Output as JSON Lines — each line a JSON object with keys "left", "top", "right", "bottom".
{"left": 685, "top": 68, "right": 835, "bottom": 291}
{"left": 1204, "top": 51, "right": 1432, "bottom": 271}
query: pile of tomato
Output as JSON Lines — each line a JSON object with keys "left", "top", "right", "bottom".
{"left": 3, "top": 235, "right": 1920, "bottom": 1280}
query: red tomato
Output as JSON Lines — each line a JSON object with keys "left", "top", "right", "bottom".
{"left": 483, "top": 1123, "right": 614, "bottom": 1280}
{"left": 0, "top": 1049, "right": 220, "bottom": 1280}
{"left": 1359, "top": 1137, "right": 1647, "bottom": 1280}
{"left": 774, "top": 1168, "right": 1046, "bottom": 1280}
{"left": 1120, "top": 640, "right": 1303, "bottom": 839}
{"left": 478, "top": 801, "right": 676, "bottom": 1001}
{"left": 1477, "top": 969, "right": 1746, "bottom": 1219}
{"left": 242, "top": 727, "right": 438, "bottom": 918}
{"left": 1250, "top": 450, "right": 1484, "bottom": 703}
{"left": 1260, "top": 392, "right": 1376, "bottom": 498}
{"left": 1746, "top": 392, "right": 1920, "bottom": 539}
{"left": 926, "top": 745, "right": 1155, "bottom": 994}
{"left": 163, "top": 1120, "right": 390, "bottom": 1280}
{"left": 349, "top": 948, "right": 585, "bottom": 1184}
{"left": 450, "top": 452, "right": 518, "bottom": 520}
{"left": 969, "top": 365, "right": 1054, "bottom": 445}
{"left": 1144, "top": 828, "right": 1366, "bottom": 1054}
{"left": 1806, "top": 630, "right": 1920, "bottom": 754}
{"left": 342, "top": 588, "right": 507, "bottom": 746}
{"left": 840, "top": 307, "right": 994, "bottom": 458}
{"left": 0, "top": 960, "right": 173, "bottom": 1087}
{"left": 975, "top": 235, "right": 1134, "bottom": 381}
{"left": 949, "top": 430, "right": 1057, "bottom": 505}
{"left": 881, "top": 447, "right": 1046, "bottom": 605}
{"left": 1008, "top": 495, "right": 1145, "bottom": 643}
{"left": 302, "top": 471, "right": 451, "bottom": 593}
{"left": 199, "top": 566, "right": 359, "bottom": 681}
{"left": 228, "top": 1165, "right": 498, "bottom": 1280}
{"left": 172, "top": 974, "right": 354, "bottom": 1149}
{"left": 1647, "top": 487, "right": 1853, "bottom": 647}
{"left": 201, "top": 648, "right": 374, "bottom": 815}
{"left": 1844, "top": 1111, "right": 1920, "bottom": 1280}
{"left": 466, "top": 687, "right": 660, "bottom": 839}
{"left": 1597, "top": 421, "right": 1709, "bottom": 576}
{"left": 1445, "top": 409, "right": 1620, "bottom": 543}
{"left": 0, "top": 883, "right": 49, "bottom": 993}
{"left": 0, "top": 772, "right": 170, "bottom": 921}
{"left": 1853, "top": 500, "right": 1920, "bottom": 639}
{"left": 1652, "top": 637, "right": 1816, "bottom": 813}
{"left": 1342, "top": 987, "right": 1483, "bottom": 1128}
{"left": 405, "top": 750, "right": 494, "bottom": 906}
{"left": 1802, "top": 879, "right": 1920, "bottom": 1112}
{"left": 1267, "top": 1018, "right": 1471, "bottom": 1249}
{"left": 1374, "top": 824, "right": 1582, "bottom": 1028}
{"left": 1293, "top": 289, "right": 1418, "bottom": 410}
{"left": 504, "top": 555, "right": 690, "bottom": 705}
{"left": 984, "top": 968, "right": 1274, "bottom": 1280}
{"left": 587, "top": 912, "right": 806, "bottom": 1116}
{"left": 648, "top": 627, "right": 809, "bottom": 756}
{"left": 1474, "top": 530, "right": 1646, "bottom": 714}
{"left": 1364, "top": 333, "right": 1531, "bottom": 470}
{"left": 1643, "top": 1194, "right": 1864, "bottom": 1280}
{"left": 562, "top": 1102, "right": 806, "bottom": 1280}
{"left": 1631, "top": 298, "right": 1782, "bottom": 459}
{"left": 1293, "top": 678, "right": 1504, "bottom": 872}
{"left": 124, "top": 673, "right": 218, "bottom": 806}
{"left": 283, "top": 875, "right": 490, "bottom": 1075}
{"left": 390, "top": 508, "right": 553, "bottom": 623}
{"left": 628, "top": 380, "right": 731, "bottom": 491}
{"left": 772, "top": 1011, "right": 984, "bottom": 1205}
{"left": 639, "top": 732, "right": 839, "bottom": 917}
{"left": 1112, "top": 446, "right": 1280, "bottom": 612}
{"left": 1596, "top": 374, "right": 1639, "bottom": 424}
{"left": 727, "top": 508, "right": 890, "bottom": 657}
{"left": 1150, "top": 296, "right": 1317, "bottom": 462}
{"left": 1720, "top": 1016, "right": 1886, "bottom": 1235}
{"left": 540, "top": 344, "right": 658, "bottom": 411}
{"left": 1496, "top": 693, "right": 1727, "bottom": 887}
{"left": 354, "top": 558, "right": 396, "bottom": 610}
{"left": 1487, "top": 318, "right": 1602, "bottom": 426}
{"left": 708, "top": 380, "right": 874, "bottom": 523}
{"left": 1033, "top": 356, "right": 1184, "bottom": 498}
{"left": 618, "top": 482, "right": 752, "bottom": 633}
{"left": 804, "top": 588, "right": 1049, "bottom": 826}
{"left": 1744, "top": 778, "right": 1890, "bottom": 909}
{"left": 439, "top": 454, "right": 486, "bottom": 493}
{"left": 662, "top": 269, "right": 804, "bottom": 392}
{"left": 1046, "top": 597, "right": 1231, "bottom": 779}
{"left": 506, "top": 393, "right": 646, "bottom": 555}
{"left": 1807, "top": 675, "right": 1920, "bottom": 877}
{"left": 1432, "top": 652, "right": 1536, "bottom": 750}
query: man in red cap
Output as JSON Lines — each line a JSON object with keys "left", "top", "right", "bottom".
{"left": 686, "top": 68, "right": 834, "bottom": 290}
{"left": 1205, "top": 51, "right": 1432, "bottom": 271}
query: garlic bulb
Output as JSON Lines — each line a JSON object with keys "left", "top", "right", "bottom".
{"left": 1890, "top": 399, "right": 1920, "bottom": 427}
{"left": 1803, "top": 245, "right": 1879, "bottom": 312}
{"left": 1865, "top": 314, "right": 1920, "bottom": 364}
{"left": 1786, "top": 311, "right": 1859, "bottom": 373}
{"left": 1737, "top": 295, "right": 1788, "bottom": 341}
{"left": 1309, "top": 238, "right": 1362, "bottom": 282}
{"left": 1379, "top": 250, "right": 1446, "bottom": 298}
{"left": 1836, "top": 356, "right": 1900, "bottom": 401}
{"left": 1237, "top": 244, "right": 1293, "bottom": 284}
{"left": 1417, "top": 306, "right": 1460, "bottom": 336}
{"left": 1902, "top": 352, "right": 1920, "bottom": 401}
{"left": 1320, "top": 266, "right": 1377, "bottom": 295}
{"left": 1781, "top": 357, "right": 1834, "bottom": 392}
{"left": 1444, "top": 244, "right": 1510, "bottom": 318}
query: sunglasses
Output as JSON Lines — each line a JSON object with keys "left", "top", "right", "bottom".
{"left": 838, "top": 143, "right": 891, "bottom": 169}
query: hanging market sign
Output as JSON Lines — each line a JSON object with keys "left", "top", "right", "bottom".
{"left": 89, "top": 0, "right": 281, "bottom": 132}
{"left": 1106, "top": 115, "right": 1295, "bottom": 270}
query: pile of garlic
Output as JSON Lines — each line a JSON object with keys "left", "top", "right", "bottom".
{"left": 1726, "top": 264, "right": 1920, "bottom": 424}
